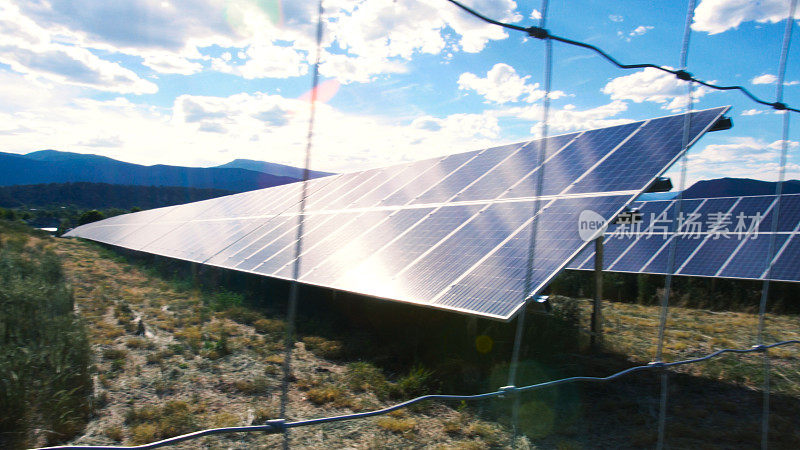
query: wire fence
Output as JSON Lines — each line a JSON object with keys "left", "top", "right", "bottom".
{"left": 445, "top": 0, "right": 800, "bottom": 114}
{"left": 38, "top": 0, "right": 800, "bottom": 448}
{"left": 36, "top": 339, "right": 800, "bottom": 450}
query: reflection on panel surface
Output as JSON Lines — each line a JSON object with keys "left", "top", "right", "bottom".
{"left": 65, "top": 107, "right": 728, "bottom": 320}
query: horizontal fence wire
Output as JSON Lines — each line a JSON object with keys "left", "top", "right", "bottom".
{"left": 35, "top": 3, "right": 800, "bottom": 450}
{"left": 37, "top": 339, "right": 800, "bottom": 450}
{"left": 444, "top": 0, "right": 800, "bottom": 114}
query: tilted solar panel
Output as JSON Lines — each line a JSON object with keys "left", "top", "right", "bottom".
{"left": 567, "top": 193, "right": 800, "bottom": 283}
{"left": 66, "top": 106, "right": 729, "bottom": 320}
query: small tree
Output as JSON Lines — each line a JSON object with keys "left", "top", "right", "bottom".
{"left": 56, "top": 218, "right": 72, "bottom": 237}
{"left": 78, "top": 210, "right": 105, "bottom": 225}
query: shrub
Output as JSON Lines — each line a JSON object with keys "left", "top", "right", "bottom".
{"left": 77, "top": 210, "right": 105, "bottom": 226}
{"left": 224, "top": 306, "right": 262, "bottom": 325}
{"left": 125, "top": 401, "right": 198, "bottom": 441}
{"left": 306, "top": 385, "right": 346, "bottom": 405}
{"left": 0, "top": 229, "right": 92, "bottom": 446}
{"left": 125, "top": 337, "right": 152, "bottom": 350}
{"left": 391, "top": 365, "right": 434, "bottom": 399}
{"left": 253, "top": 318, "right": 285, "bottom": 334}
{"left": 232, "top": 376, "right": 270, "bottom": 395}
{"left": 104, "top": 425, "right": 124, "bottom": 442}
{"left": 345, "top": 362, "right": 389, "bottom": 399}
{"left": 102, "top": 348, "right": 128, "bottom": 360}
{"left": 376, "top": 417, "right": 417, "bottom": 433}
{"left": 209, "top": 291, "right": 243, "bottom": 311}
{"left": 302, "top": 336, "right": 344, "bottom": 359}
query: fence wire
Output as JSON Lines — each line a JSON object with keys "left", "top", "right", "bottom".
{"left": 36, "top": 1, "right": 800, "bottom": 449}
{"left": 37, "top": 340, "right": 800, "bottom": 450}
{"left": 445, "top": 0, "right": 800, "bottom": 114}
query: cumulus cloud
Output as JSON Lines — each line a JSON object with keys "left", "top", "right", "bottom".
{"left": 609, "top": 14, "right": 624, "bottom": 22}
{"left": 318, "top": 52, "right": 407, "bottom": 84}
{"left": 602, "top": 68, "right": 711, "bottom": 111}
{"left": 211, "top": 42, "right": 307, "bottom": 79}
{"left": 741, "top": 109, "right": 765, "bottom": 116}
{"left": 0, "top": 2, "right": 157, "bottom": 94}
{"left": 458, "top": 63, "right": 566, "bottom": 104}
{"left": 494, "top": 100, "right": 632, "bottom": 135}
{"left": 0, "top": 76, "right": 511, "bottom": 172}
{"left": 7, "top": 0, "right": 524, "bottom": 84}
{"left": 629, "top": 25, "right": 653, "bottom": 36}
{"left": 693, "top": 0, "right": 799, "bottom": 35}
{"left": 750, "top": 73, "right": 799, "bottom": 86}
{"left": 752, "top": 73, "right": 778, "bottom": 85}
{"left": 683, "top": 137, "right": 800, "bottom": 185}
{"left": 618, "top": 25, "right": 654, "bottom": 41}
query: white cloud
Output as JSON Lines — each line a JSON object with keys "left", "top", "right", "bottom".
{"left": 602, "top": 68, "right": 711, "bottom": 111}
{"left": 319, "top": 52, "right": 407, "bottom": 84}
{"left": 141, "top": 53, "right": 203, "bottom": 75}
{"left": 629, "top": 25, "right": 653, "bottom": 37}
{"left": 0, "top": 2, "right": 157, "bottom": 94}
{"left": 741, "top": 109, "right": 764, "bottom": 116}
{"left": 683, "top": 137, "right": 800, "bottom": 185}
{"left": 7, "top": 0, "right": 523, "bottom": 84}
{"left": 530, "top": 9, "right": 542, "bottom": 20}
{"left": 212, "top": 43, "right": 307, "bottom": 79}
{"left": 458, "top": 63, "right": 566, "bottom": 104}
{"left": 609, "top": 14, "right": 624, "bottom": 22}
{"left": 750, "top": 73, "right": 799, "bottom": 86}
{"left": 0, "top": 77, "right": 510, "bottom": 172}
{"left": 752, "top": 73, "right": 778, "bottom": 85}
{"left": 693, "top": 0, "right": 799, "bottom": 35}
{"left": 495, "top": 100, "right": 632, "bottom": 135}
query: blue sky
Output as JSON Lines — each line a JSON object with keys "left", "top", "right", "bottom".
{"left": 0, "top": 0, "right": 798, "bottom": 188}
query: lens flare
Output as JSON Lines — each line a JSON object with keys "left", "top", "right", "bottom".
{"left": 299, "top": 79, "right": 341, "bottom": 104}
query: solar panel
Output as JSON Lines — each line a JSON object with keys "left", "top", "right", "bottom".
{"left": 66, "top": 106, "right": 729, "bottom": 320}
{"left": 566, "top": 193, "right": 800, "bottom": 284}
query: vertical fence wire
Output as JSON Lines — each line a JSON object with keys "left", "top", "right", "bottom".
{"left": 510, "top": 0, "right": 552, "bottom": 444}
{"left": 655, "top": 2, "right": 697, "bottom": 448}
{"left": 279, "top": 2, "right": 325, "bottom": 449}
{"left": 757, "top": 1, "right": 797, "bottom": 447}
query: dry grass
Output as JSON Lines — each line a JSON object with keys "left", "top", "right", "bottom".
{"left": 49, "top": 237, "right": 519, "bottom": 449}
{"left": 376, "top": 416, "right": 417, "bottom": 433}
{"left": 570, "top": 297, "right": 800, "bottom": 395}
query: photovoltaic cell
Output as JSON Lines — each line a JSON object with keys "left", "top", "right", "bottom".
{"left": 453, "top": 133, "right": 577, "bottom": 202}
{"left": 566, "top": 193, "right": 800, "bottom": 283}
{"left": 66, "top": 107, "right": 729, "bottom": 320}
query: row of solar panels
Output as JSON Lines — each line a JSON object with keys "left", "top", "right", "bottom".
{"left": 568, "top": 193, "right": 800, "bottom": 281}
{"left": 67, "top": 107, "right": 729, "bottom": 320}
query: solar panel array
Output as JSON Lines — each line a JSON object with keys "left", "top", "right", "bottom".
{"left": 567, "top": 193, "right": 800, "bottom": 282}
{"left": 65, "top": 106, "right": 729, "bottom": 320}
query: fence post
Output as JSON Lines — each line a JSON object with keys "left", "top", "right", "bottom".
{"left": 591, "top": 236, "right": 603, "bottom": 351}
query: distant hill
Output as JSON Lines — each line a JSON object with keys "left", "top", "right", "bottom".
{"left": 0, "top": 150, "right": 300, "bottom": 192}
{"left": 215, "top": 158, "right": 333, "bottom": 179}
{"left": 0, "top": 182, "right": 235, "bottom": 210}
{"left": 683, "top": 177, "right": 800, "bottom": 198}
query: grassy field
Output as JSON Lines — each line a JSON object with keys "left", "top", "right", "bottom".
{"left": 580, "top": 297, "right": 800, "bottom": 396}
{"left": 4, "top": 222, "right": 799, "bottom": 448}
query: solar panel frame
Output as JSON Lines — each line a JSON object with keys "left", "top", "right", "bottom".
{"left": 66, "top": 106, "right": 730, "bottom": 321}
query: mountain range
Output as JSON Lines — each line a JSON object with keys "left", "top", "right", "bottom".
{"left": 0, "top": 150, "right": 332, "bottom": 192}
{"left": 2, "top": 150, "right": 796, "bottom": 202}
{"left": 682, "top": 177, "right": 800, "bottom": 198}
